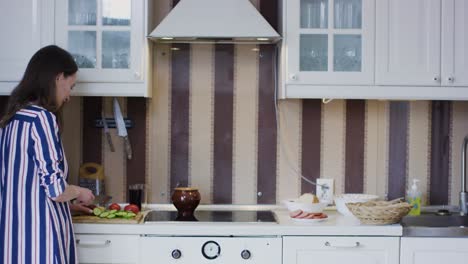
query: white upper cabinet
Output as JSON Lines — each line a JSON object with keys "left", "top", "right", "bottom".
{"left": 442, "top": 0, "right": 468, "bottom": 87}
{"left": 377, "top": 0, "right": 468, "bottom": 88}
{"left": 376, "top": 0, "right": 441, "bottom": 86}
{"left": 0, "top": 0, "right": 54, "bottom": 94}
{"left": 55, "top": 0, "right": 151, "bottom": 97}
{"left": 281, "top": 0, "right": 375, "bottom": 98}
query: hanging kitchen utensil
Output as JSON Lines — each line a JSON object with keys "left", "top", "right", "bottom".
{"left": 113, "top": 98, "right": 133, "bottom": 160}
{"left": 101, "top": 111, "right": 115, "bottom": 152}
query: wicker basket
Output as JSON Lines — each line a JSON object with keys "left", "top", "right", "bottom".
{"left": 346, "top": 200, "right": 412, "bottom": 225}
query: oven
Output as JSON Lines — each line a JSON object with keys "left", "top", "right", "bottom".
{"left": 139, "top": 210, "right": 282, "bottom": 264}
{"left": 139, "top": 236, "right": 282, "bottom": 263}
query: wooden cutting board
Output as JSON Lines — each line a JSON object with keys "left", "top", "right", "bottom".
{"left": 72, "top": 212, "right": 145, "bottom": 224}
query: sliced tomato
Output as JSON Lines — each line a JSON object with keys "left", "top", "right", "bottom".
{"left": 108, "top": 203, "right": 121, "bottom": 211}
{"left": 124, "top": 204, "right": 140, "bottom": 214}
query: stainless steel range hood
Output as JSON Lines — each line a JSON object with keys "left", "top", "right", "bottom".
{"left": 148, "top": 0, "right": 281, "bottom": 44}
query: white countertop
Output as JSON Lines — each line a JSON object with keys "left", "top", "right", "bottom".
{"left": 73, "top": 204, "right": 402, "bottom": 237}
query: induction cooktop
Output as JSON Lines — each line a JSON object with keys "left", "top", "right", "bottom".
{"left": 144, "top": 210, "right": 277, "bottom": 223}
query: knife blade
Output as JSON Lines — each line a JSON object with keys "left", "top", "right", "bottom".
{"left": 113, "top": 98, "right": 133, "bottom": 160}
{"left": 101, "top": 111, "right": 115, "bottom": 152}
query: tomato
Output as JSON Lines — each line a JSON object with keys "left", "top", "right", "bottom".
{"left": 108, "top": 203, "right": 121, "bottom": 211}
{"left": 124, "top": 204, "right": 140, "bottom": 214}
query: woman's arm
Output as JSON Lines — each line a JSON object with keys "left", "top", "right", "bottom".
{"left": 31, "top": 110, "right": 94, "bottom": 203}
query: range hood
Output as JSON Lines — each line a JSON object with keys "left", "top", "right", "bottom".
{"left": 148, "top": 0, "right": 281, "bottom": 44}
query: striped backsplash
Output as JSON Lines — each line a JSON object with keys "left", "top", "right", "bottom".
{"left": 1, "top": 0, "right": 468, "bottom": 206}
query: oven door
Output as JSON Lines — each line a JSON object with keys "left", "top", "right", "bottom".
{"left": 139, "top": 236, "right": 282, "bottom": 264}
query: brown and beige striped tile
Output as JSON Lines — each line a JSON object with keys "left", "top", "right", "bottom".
{"left": 232, "top": 44, "right": 259, "bottom": 204}
{"left": 375, "top": 101, "right": 390, "bottom": 199}
{"left": 102, "top": 97, "right": 126, "bottom": 202}
{"left": 407, "top": 101, "right": 430, "bottom": 205}
{"left": 257, "top": 0, "right": 279, "bottom": 204}
{"left": 257, "top": 44, "right": 277, "bottom": 204}
{"left": 450, "top": 102, "right": 468, "bottom": 205}
{"left": 429, "top": 101, "right": 452, "bottom": 205}
{"left": 321, "top": 100, "right": 346, "bottom": 195}
{"left": 213, "top": 44, "right": 235, "bottom": 204}
{"left": 301, "top": 99, "right": 322, "bottom": 194}
{"left": 170, "top": 43, "right": 191, "bottom": 190}
{"left": 149, "top": 44, "right": 172, "bottom": 203}
{"left": 61, "top": 98, "right": 83, "bottom": 186}
{"left": 126, "top": 97, "right": 147, "bottom": 198}
{"left": 190, "top": 44, "right": 214, "bottom": 204}
{"left": 387, "top": 101, "right": 409, "bottom": 200}
{"left": 277, "top": 100, "right": 302, "bottom": 201}
{"left": 82, "top": 97, "right": 102, "bottom": 165}
{"left": 344, "top": 100, "right": 365, "bottom": 193}
{"left": 364, "top": 100, "right": 380, "bottom": 195}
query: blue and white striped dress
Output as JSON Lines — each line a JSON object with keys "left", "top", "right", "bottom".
{"left": 0, "top": 105, "right": 76, "bottom": 264}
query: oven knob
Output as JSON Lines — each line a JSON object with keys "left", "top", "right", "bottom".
{"left": 171, "top": 249, "right": 182, "bottom": 259}
{"left": 201, "top": 241, "right": 221, "bottom": 260}
{"left": 241, "top": 249, "right": 251, "bottom": 259}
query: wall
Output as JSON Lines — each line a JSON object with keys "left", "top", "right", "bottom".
{"left": 2, "top": 0, "right": 468, "bottom": 206}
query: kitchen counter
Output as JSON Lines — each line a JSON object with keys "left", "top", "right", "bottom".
{"left": 73, "top": 204, "right": 402, "bottom": 236}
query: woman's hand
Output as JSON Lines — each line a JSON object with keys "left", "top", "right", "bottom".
{"left": 53, "top": 185, "right": 95, "bottom": 203}
{"left": 75, "top": 186, "right": 95, "bottom": 205}
{"left": 69, "top": 203, "right": 94, "bottom": 215}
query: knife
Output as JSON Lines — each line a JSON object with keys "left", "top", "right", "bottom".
{"left": 101, "top": 111, "right": 115, "bottom": 152}
{"left": 113, "top": 98, "right": 133, "bottom": 160}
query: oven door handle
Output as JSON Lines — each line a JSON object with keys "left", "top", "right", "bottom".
{"left": 76, "top": 239, "right": 111, "bottom": 247}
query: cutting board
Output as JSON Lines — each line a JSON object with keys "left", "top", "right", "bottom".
{"left": 72, "top": 212, "right": 145, "bottom": 224}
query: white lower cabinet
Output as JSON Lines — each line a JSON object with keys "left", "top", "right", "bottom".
{"left": 400, "top": 237, "right": 468, "bottom": 264}
{"left": 283, "top": 236, "right": 400, "bottom": 264}
{"left": 75, "top": 234, "right": 139, "bottom": 264}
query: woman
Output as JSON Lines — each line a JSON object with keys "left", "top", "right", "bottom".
{"left": 0, "top": 45, "right": 95, "bottom": 263}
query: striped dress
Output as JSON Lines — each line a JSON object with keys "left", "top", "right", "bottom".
{"left": 0, "top": 105, "right": 76, "bottom": 264}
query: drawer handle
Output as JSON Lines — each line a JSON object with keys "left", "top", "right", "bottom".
{"left": 76, "top": 239, "right": 111, "bottom": 247}
{"left": 324, "top": 241, "right": 360, "bottom": 248}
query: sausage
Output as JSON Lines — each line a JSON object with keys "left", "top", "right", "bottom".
{"left": 289, "top": 209, "right": 303, "bottom": 218}
{"left": 295, "top": 211, "right": 311, "bottom": 218}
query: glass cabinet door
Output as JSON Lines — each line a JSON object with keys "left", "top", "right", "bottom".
{"left": 287, "top": 0, "right": 374, "bottom": 85}
{"left": 55, "top": 0, "right": 143, "bottom": 83}
{"left": 101, "top": 0, "right": 131, "bottom": 69}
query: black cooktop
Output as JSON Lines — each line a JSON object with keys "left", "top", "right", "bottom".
{"left": 144, "top": 210, "right": 277, "bottom": 223}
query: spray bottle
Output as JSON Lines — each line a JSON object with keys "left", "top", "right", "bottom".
{"left": 407, "top": 179, "right": 421, "bottom": 216}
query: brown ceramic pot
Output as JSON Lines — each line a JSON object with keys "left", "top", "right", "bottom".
{"left": 171, "top": 187, "right": 201, "bottom": 219}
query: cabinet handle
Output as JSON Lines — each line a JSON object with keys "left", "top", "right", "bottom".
{"left": 324, "top": 241, "right": 360, "bottom": 248}
{"left": 289, "top": 74, "right": 298, "bottom": 81}
{"left": 433, "top": 76, "right": 440, "bottom": 82}
{"left": 76, "top": 239, "right": 111, "bottom": 247}
{"left": 447, "top": 76, "right": 454, "bottom": 83}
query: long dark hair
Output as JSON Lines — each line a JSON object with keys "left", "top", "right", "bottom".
{"left": 0, "top": 45, "right": 78, "bottom": 128}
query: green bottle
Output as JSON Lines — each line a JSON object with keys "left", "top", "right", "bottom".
{"left": 407, "top": 179, "right": 421, "bottom": 216}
